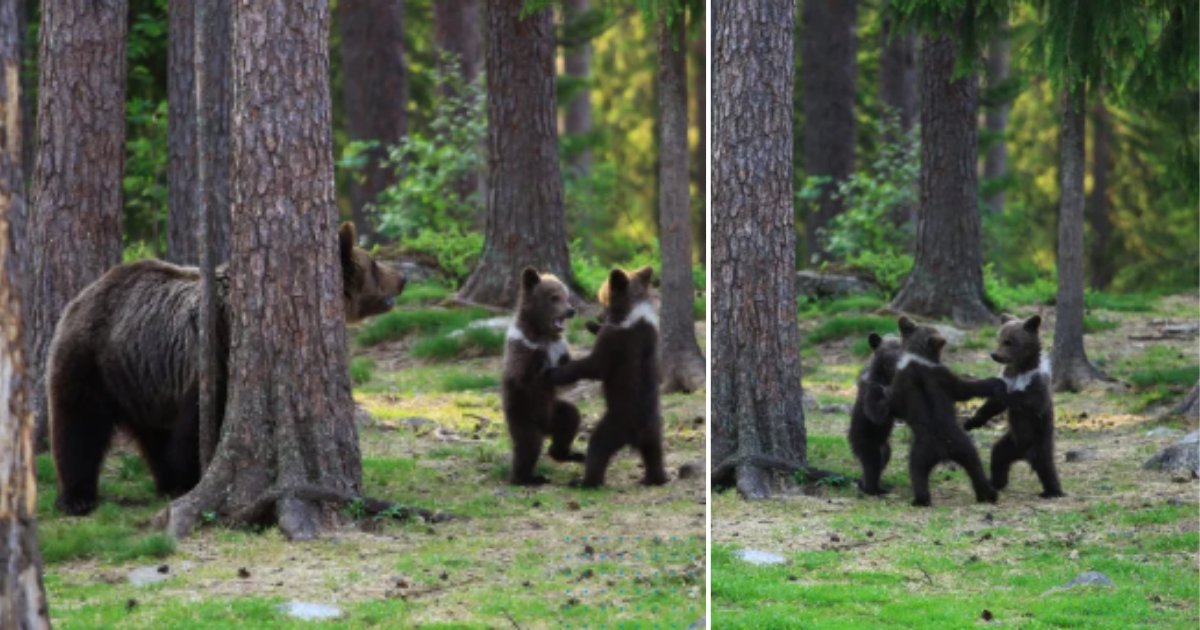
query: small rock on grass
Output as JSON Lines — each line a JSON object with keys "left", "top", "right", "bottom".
{"left": 1145, "top": 427, "right": 1183, "bottom": 439}
{"left": 677, "top": 461, "right": 703, "bottom": 479}
{"left": 1142, "top": 431, "right": 1200, "bottom": 477}
{"left": 127, "top": 565, "right": 171, "bottom": 587}
{"left": 736, "top": 548, "right": 786, "bottom": 566}
{"left": 278, "top": 602, "right": 343, "bottom": 621}
{"left": 1043, "top": 571, "right": 1114, "bottom": 596}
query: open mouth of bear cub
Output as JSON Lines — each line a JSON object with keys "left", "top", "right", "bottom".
{"left": 553, "top": 316, "right": 567, "bottom": 333}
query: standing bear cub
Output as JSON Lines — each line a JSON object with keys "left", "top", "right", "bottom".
{"left": 501, "top": 267, "right": 584, "bottom": 485}
{"left": 965, "top": 314, "right": 1063, "bottom": 498}
{"left": 548, "top": 266, "right": 668, "bottom": 488}
{"left": 848, "top": 333, "right": 903, "bottom": 495}
{"left": 49, "top": 222, "right": 405, "bottom": 515}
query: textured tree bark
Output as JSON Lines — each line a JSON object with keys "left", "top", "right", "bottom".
{"left": 28, "top": 0, "right": 128, "bottom": 450}
{"left": 800, "top": 0, "right": 857, "bottom": 263}
{"left": 712, "top": 0, "right": 806, "bottom": 499}
{"left": 167, "top": 0, "right": 231, "bottom": 266}
{"left": 1051, "top": 86, "right": 1104, "bottom": 392}
{"left": 0, "top": 2, "right": 50, "bottom": 622}
{"left": 889, "top": 35, "right": 995, "bottom": 327}
{"left": 1087, "top": 92, "right": 1114, "bottom": 290}
{"left": 165, "top": 0, "right": 361, "bottom": 540}
{"left": 433, "top": 0, "right": 483, "bottom": 209}
{"left": 983, "top": 26, "right": 1010, "bottom": 215}
{"left": 657, "top": 12, "right": 704, "bottom": 394}
{"left": 564, "top": 0, "right": 592, "bottom": 175}
{"left": 690, "top": 17, "right": 705, "bottom": 265}
{"left": 879, "top": 7, "right": 917, "bottom": 227}
{"left": 457, "top": 0, "right": 574, "bottom": 308}
{"left": 338, "top": 0, "right": 407, "bottom": 244}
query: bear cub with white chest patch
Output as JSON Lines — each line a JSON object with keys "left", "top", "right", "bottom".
{"left": 965, "top": 314, "right": 1063, "bottom": 498}
{"left": 547, "top": 266, "right": 668, "bottom": 488}
{"left": 502, "top": 267, "right": 584, "bottom": 485}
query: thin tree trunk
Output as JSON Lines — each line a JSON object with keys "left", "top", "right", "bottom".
{"left": 879, "top": 6, "right": 917, "bottom": 227}
{"left": 800, "top": 0, "right": 857, "bottom": 264}
{"left": 1052, "top": 86, "right": 1103, "bottom": 392}
{"left": 690, "top": 14, "right": 705, "bottom": 265}
{"left": 165, "top": 0, "right": 361, "bottom": 540}
{"left": 167, "top": 0, "right": 231, "bottom": 265}
{"left": 433, "top": 0, "right": 483, "bottom": 209}
{"left": 564, "top": 0, "right": 592, "bottom": 175}
{"left": 983, "top": 25, "right": 1010, "bottom": 214}
{"left": 712, "top": 0, "right": 806, "bottom": 499}
{"left": 457, "top": 0, "right": 574, "bottom": 308}
{"left": 657, "top": 12, "right": 704, "bottom": 394}
{"left": 338, "top": 0, "right": 407, "bottom": 244}
{"left": 29, "top": 0, "right": 128, "bottom": 450}
{"left": 0, "top": 1, "right": 50, "bottom": 622}
{"left": 193, "top": 0, "right": 220, "bottom": 471}
{"left": 1087, "top": 91, "right": 1114, "bottom": 289}
{"left": 889, "top": 35, "right": 994, "bottom": 327}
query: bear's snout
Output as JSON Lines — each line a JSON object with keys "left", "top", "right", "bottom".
{"left": 990, "top": 352, "right": 1007, "bottom": 363}
{"left": 565, "top": 307, "right": 577, "bottom": 319}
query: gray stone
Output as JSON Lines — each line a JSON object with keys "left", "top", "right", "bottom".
{"left": 278, "top": 601, "right": 343, "bottom": 621}
{"left": 1145, "top": 427, "right": 1183, "bottom": 439}
{"left": 795, "top": 270, "right": 881, "bottom": 299}
{"left": 932, "top": 324, "right": 966, "bottom": 345}
{"left": 736, "top": 548, "right": 786, "bottom": 566}
{"left": 127, "top": 565, "right": 171, "bottom": 587}
{"left": 1044, "top": 571, "right": 1114, "bottom": 596}
{"left": 1143, "top": 433, "right": 1200, "bottom": 477}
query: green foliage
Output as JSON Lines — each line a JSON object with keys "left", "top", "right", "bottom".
{"left": 1085, "top": 290, "right": 1157, "bottom": 313}
{"left": 1083, "top": 315, "right": 1120, "bottom": 334}
{"left": 399, "top": 227, "right": 484, "bottom": 284}
{"left": 349, "top": 357, "right": 376, "bottom": 385}
{"left": 123, "top": 98, "right": 168, "bottom": 255}
{"left": 845, "top": 251, "right": 915, "bottom": 294}
{"left": 1128, "top": 366, "right": 1199, "bottom": 389}
{"left": 356, "top": 307, "right": 490, "bottom": 347}
{"left": 396, "top": 281, "right": 454, "bottom": 306}
{"left": 806, "top": 315, "right": 896, "bottom": 345}
{"left": 441, "top": 371, "right": 501, "bottom": 392}
{"left": 797, "top": 294, "right": 888, "bottom": 319}
{"left": 984, "top": 264, "right": 1057, "bottom": 313}
{"left": 411, "top": 327, "right": 505, "bottom": 361}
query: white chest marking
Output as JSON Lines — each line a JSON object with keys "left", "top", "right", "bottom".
{"left": 617, "top": 301, "right": 659, "bottom": 330}
{"left": 897, "top": 353, "right": 936, "bottom": 370}
{"left": 1002, "top": 355, "right": 1051, "bottom": 392}
{"left": 506, "top": 324, "right": 569, "bottom": 365}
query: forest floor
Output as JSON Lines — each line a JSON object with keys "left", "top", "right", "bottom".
{"left": 712, "top": 292, "right": 1199, "bottom": 629}
{"left": 37, "top": 283, "right": 707, "bottom": 629}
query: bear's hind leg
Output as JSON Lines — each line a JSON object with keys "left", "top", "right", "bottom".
{"left": 907, "top": 440, "right": 938, "bottom": 507}
{"left": 508, "top": 424, "right": 547, "bottom": 485}
{"left": 547, "top": 400, "right": 585, "bottom": 463}
{"left": 51, "top": 382, "right": 118, "bottom": 516}
{"left": 948, "top": 433, "right": 997, "bottom": 504}
{"left": 580, "top": 415, "right": 626, "bottom": 488}
{"left": 127, "top": 426, "right": 181, "bottom": 497}
{"left": 1030, "top": 441, "right": 1064, "bottom": 498}
{"left": 988, "top": 433, "right": 1020, "bottom": 491}
{"left": 166, "top": 399, "right": 202, "bottom": 494}
{"left": 636, "top": 427, "right": 669, "bottom": 486}
{"left": 857, "top": 444, "right": 888, "bottom": 495}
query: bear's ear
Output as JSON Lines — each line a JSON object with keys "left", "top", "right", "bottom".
{"left": 608, "top": 268, "right": 629, "bottom": 293}
{"left": 521, "top": 267, "right": 541, "bottom": 292}
{"left": 898, "top": 316, "right": 916, "bottom": 336}
{"left": 868, "top": 333, "right": 883, "bottom": 350}
{"left": 634, "top": 265, "right": 654, "bottom": 286}
{"left": 1023, "top": 314, "right": 1042, "bottom": 332}
{"left": 338, "top": 222, "right": 356, "bottom": 266}
{"left": 930, "top": 335, "right": 947, "bottom": 353}
{"left": 999, "top": 313, "right": 1017, "bottom": 324}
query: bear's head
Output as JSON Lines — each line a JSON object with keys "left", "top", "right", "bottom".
{"left": 597, "top": 266, "right": 655, "bottom": 326}
{"left": 866, "top": 332, "right": 904, "bottom": 384}
{"left": 991, "top": 314, "right": 1042, "bottom": 370}
{"left": 339, "top": 222, "right": 407, "bottom": 322}
{"left": 516, "top": 266, "right": 576, "bottom": 342}
{"left": 898, "top": 316, "right": 946, "bottom": 363}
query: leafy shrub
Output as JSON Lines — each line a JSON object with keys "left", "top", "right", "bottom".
{"left": 397, "top": 281, "right": 454, "bottom": 306}
{"left": 350, "top": 357, "right": 375, "bottom": 385}
{"left": 400, "top": 227, "right": 484, "bottom": 284}
{"left": 984, "top": 264, "right": 1057, "bottom": 312}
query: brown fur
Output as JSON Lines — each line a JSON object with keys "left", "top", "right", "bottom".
{"left": 49, "top": 223, "right": 404, "bottom": 515}
{"left": 548, "top": 266, "right": 667, "bottom": 488}
{"left": 501, "top": 267, "right": 582, "bottom": 485}
{"left": 848, "top": 333, "right": 903, "bottom": 495}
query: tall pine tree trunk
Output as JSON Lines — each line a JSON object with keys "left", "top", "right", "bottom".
{"left": 29, "top": 0, "right": 128, "bottom": 450}
{"left": 433, "top": 0, "right": 483, "bottom": 210}
{"left": 800, "top": 0, "right": 857, "bottom": 263}
{"left": 691, "top": 15, "right": 705, "bottom": 265}
{"left": 338, "top": 0, "right": 407, "bottom": 244}
{"left": 167, "top": 0, "right": 231, "bottom": 265}
{"left": 879, "top": 6, "right": 917, "bottom": 227}
{"left": 165, "top": 0, "right": 361, "bottom": 540}
{"left": 1087, "top": 92, "right": 1114, "bottom": 289}
{"left": 712, "top": 0, "right": 806, "bottom": 499}
{"left": 983, "top": 25, "right": 1011, "bottom": 214}
{"left": 458, "top": 0, "right": 573, "bottom": 308}
{"left": 1, "top": 1, "right": 50, "bottom": 622}
{"left": 657, "top": 12, "right": 704, "bottom": 394}
{"left": 1052, "top": 86, "right": 1104, "bottom": 392}
{"left": 889, "top": 35, "right": 994, "bottom": 327}
{"left": 564, "top": 0, "right": 592, "bottom": 175}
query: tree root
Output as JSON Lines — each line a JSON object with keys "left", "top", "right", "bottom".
{"left": 710, "top": 454, "right": 838, "bottom": 491}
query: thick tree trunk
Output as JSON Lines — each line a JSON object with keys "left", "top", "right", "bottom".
{"left": 982, "top": 26, "right": 1010, "bottom": 215}
{"left": 433, "top": 0, "right": 483, "bottom": 208}
{"left": 889, "top": 35, "right": 994, "bottom": 327}
{"left": 800, "top": 0, "right": 857, "bottom": 263}
{"left": 657, "top": 13, "right": 704, "bottom": 394}
{"left": 1051, "top": 86, "right": 1104, "bottom": 392}
{"left": 879, "top": 8, "right": 917, "bottom": 227}
{"left": 712, "top": 0, "right": 806, "bottom": 499}
{"left": 564, "top": 0, "right": 592, "bottom": 175}
{"left": 165, "top": 0, "right": 361, "bottom": 540}
{"left": 691, "top": 16, "right": 705, "bottom": 265}
{"left": 457, "top": 0, "right": 574, "bottom": 308}
{"left": 167, "top": 0, "right": 231, "bottom": 266}
{"left": 1087, "top": 92, "right": 1114, "bottom": 290}
{"left": 29, "top": 0, "right": 128, "bottom": 450}
{"left": 193, "top": 0, "right": 221, "bottom": 471}
{"left": 1, "top": 3, "right": 50, "bottom": 623}
{"left": 338, "top": 0, "right": 407, "bottom": 244}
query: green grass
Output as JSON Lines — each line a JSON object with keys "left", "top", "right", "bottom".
{"left": 349, "top": 356, "right": 375, "bottom": 385}
{"left": 410, "top": 326, "right": 505, "bottom": 360}
{"left": 396, "top": 281, "right": 453, "bottom": 306}
{"left": 1085, "top": 290, "right": 1159, "bottom": 313}
{"left": 806, "top": 315, "right": 896, "bottom": 345}
{"left": 1084, "top": 314, "right": 1121, "bottom": 334}
{"left": 356, "top": 307, "right": 490, "bottom": 347}
{"left": 799, "top": 293, "right": 888, "bottom": 318}
{"left": 441, "top": 371, "right": 500, "bottom": 392}
{"left": 1128, "top": 365, "right": 1200, "bottom": 388}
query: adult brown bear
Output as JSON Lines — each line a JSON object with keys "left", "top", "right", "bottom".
{"left": 48, "top": 223, "right": 404, "bottom": 515}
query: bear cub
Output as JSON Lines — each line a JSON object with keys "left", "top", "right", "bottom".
{"left": 547, "top": 266, "right": 668, "bottom": 488}
{"left": 49, "top": 222, "right": 405, "bottom": 515}
{"left": 965, "top": 314, "right": 1063, "bottom": 498}
{"left": 848, "top": 333, "right": 903, "bottom": 495}
{"left": 501, "top": 267, "right": 584, "bottom": 485}
{"left": 888, "top": 316, "right": 1006, "bottom": 506}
